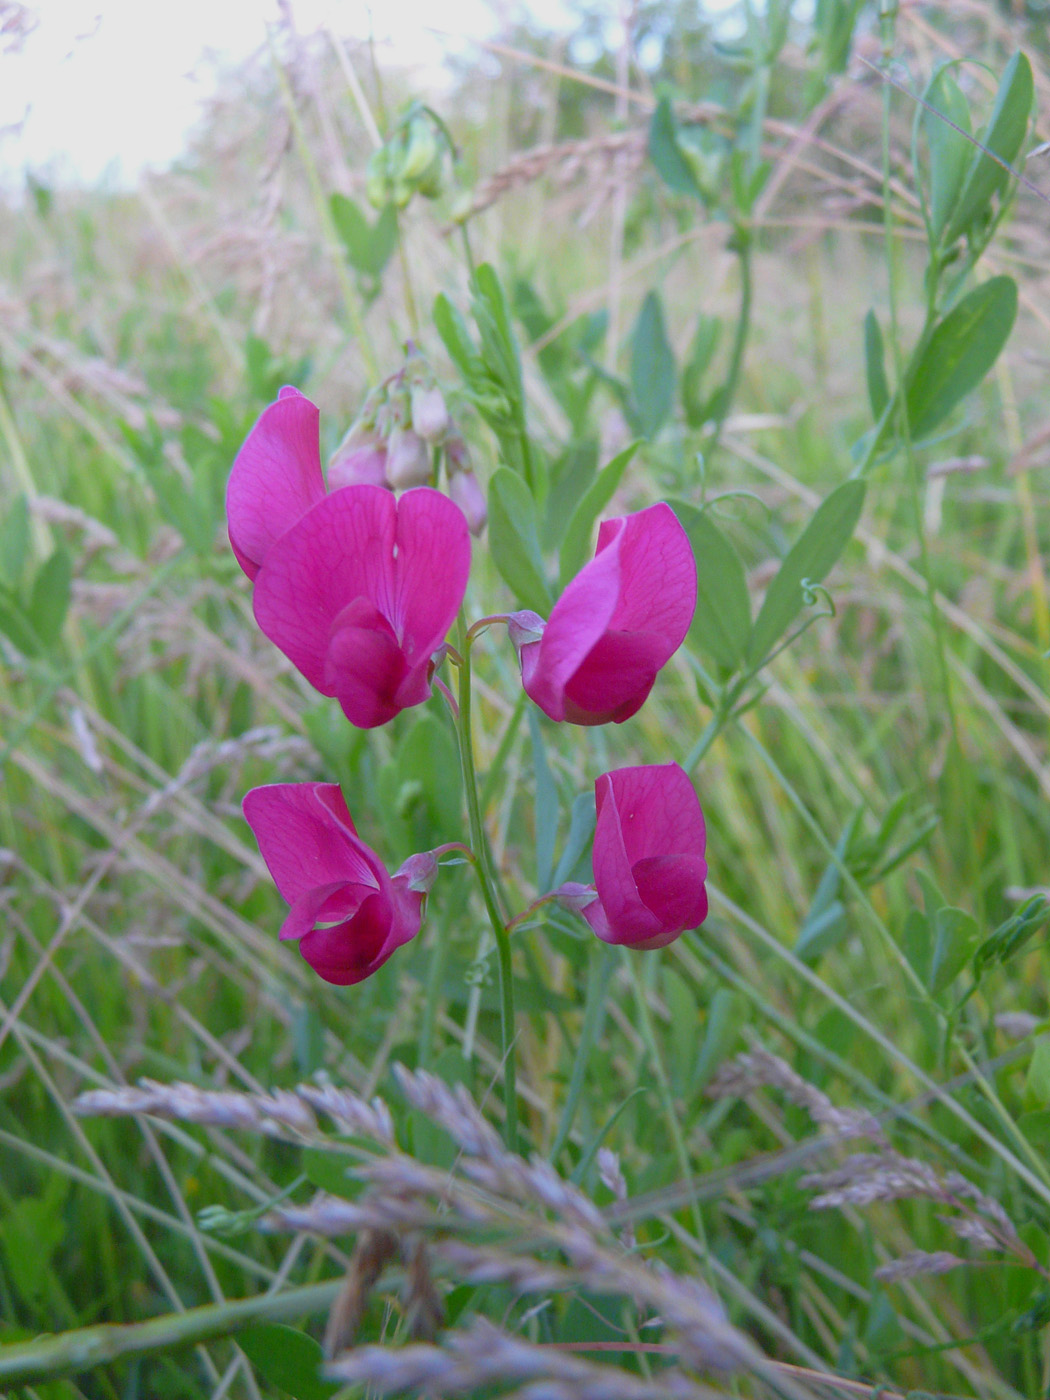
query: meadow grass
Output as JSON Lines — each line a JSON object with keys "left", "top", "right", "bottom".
{"left": 2, "top": 1, "right": 1050, "bottom": 1396}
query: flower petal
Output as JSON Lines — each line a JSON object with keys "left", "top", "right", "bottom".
{"left": 279, "top": 879, "right": 369, "bottom": 943}
{"left": 227, "top": 388, "right": 326, "bottom": 580}
{"left": 604, "top": 763, "right": 706, "bottom": 867}
{"left": 521, "top": 536, "right": 621, "bottom": 721}
{"left": 243, "top": 783, "right": 378, "bottom": 906}
{"left": 589, "top": 772, "right": 664, "bottom": 945}
{"left": 296, "top": 890, "right": 394, "bottom": 985}
{"left": 633, "top": 854, "right": 709, "bottom": 935}
{"left": 562, "top": 628, "right": 667, "bottom": 725}
{"left": 325, "top": 598, "right": 410, "bottom": 729}
{"left": 600, "top": 502, "right": 696, "bottom": 646}
{"left": 393, "top": 488, "right": 472, "bottom": 664}
{"left": 252, "top": 486, "right": 398, "bottom": 694}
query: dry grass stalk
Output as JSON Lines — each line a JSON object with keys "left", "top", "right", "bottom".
{"left": 706, "top": 1047, "right": 887, "bottom": 1143}
{"left": 326, "top": 1316, "right": 730, "bottom": 1399}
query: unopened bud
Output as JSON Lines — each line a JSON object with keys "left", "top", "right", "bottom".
{"left": 365, "top": 149, "right": 390, "bottom": 210}
{"left": 449, "top": 470, "right": 487, "bottom": 535}
{"left": 328, "top": 441, "right": 389, "bottom": 490}
{"left": 410, "top": 385, "right": 449, "bottom": 444}
{"left": 400, "top": 116, "right": 439, "bottom": 182}
{"left": 386, "top": 426, "right": 431, "bottom": 489}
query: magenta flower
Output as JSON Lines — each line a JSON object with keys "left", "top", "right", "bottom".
{"left": 227, "top": 389, "right": 471, "bottom": 729}
{"left": 562, "top": 764, "right": 707, "bottom": 949}
{"left": 227, "top": 386, "right": 327, "bottom": 581}
{"left": 251, "top": 483, "right": 469, "bottom": 728}
{"left": 243, "top": 783, "right": 435, "bottom": 986}
{"left": 516, "top": 503, "right": 696, "bottom": 726}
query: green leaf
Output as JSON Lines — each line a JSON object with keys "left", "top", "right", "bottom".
{"left": 529, "top": 709, "right": 558, "bottom": 890}
{"left": 746, "top": 480, "right": 865, "bottom": 670}
{"left": 487, "top": 467, "right": 551, "bottom": 614}
{"left": 1025, "top": 1042, "right": 1050, "bottom": 1110}
{"left": 301, "top": 1146, "right": 362, "bottom": 1198}
{"left": 552, "top": 791, "right": 597, "bottom": 887}
{"left": 942, "top": 51, "right": 1033, "bottom": 247}
{"left": 28, "top": 550, "right": 71, "bottom": 648}
{"left": 648, "top": 95, "right": 702, "bottom": 199}
{"left": 681, "top": 315, "right": 721, "bottom": 428}
{"left": 672, "top": 501, "right": 751, "bottom": 675}
{"left": 629, "top": 292, "right": 675, "bottom": 440}
{"left": 330, "top": 194, "right": 398, "bottom": 279}
{"left": 398, "top": 714, "right": 462, "bottom": 840}
{"left": 921, "top": 68, "right": 973, "bottom": 241}
{"left": 905, "top": 276, "right": 1017, "bottom": 439}
{"left": 0, "top": 495, "right": 29, "bottom": 586}
{"left": 433, "top": 293, "right": 480, "bottom": 379}
{"left": 558, "top": 442, "right": 638, "bottom": 587}
{"left": 239, "top": 1323, "right": 337, "bottom": 1400}
{"left": 929, "top": 906, "right": 979, "bottom": 996}
{"left": 693, "top": 989, "right": 746, "bottom": 1093}
{"left": 863, "top": 309, "right": 889, "bottom": 421}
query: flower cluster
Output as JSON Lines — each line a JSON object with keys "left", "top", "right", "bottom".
{"left": 229, "top": 389, "right": 708, "bottom": 985}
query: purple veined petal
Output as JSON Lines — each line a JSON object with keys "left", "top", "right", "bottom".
{"left": 561, "top": 629, "right": 667, "bottom": 725}
{"left": 325, "top": 597, "right": 411, "bottom": 729}
{"left": 243, "top": 783, "right": 378, "bottom": 907}
{"left": 391, "top": 488, "right": 472, "bottom": 664}
{"left": 279, "top": 879, "right": 370, "bottom": 943}
{"left": 632, "top": 854, "right": 709, "bottom": 936}
{"left": 598, "top": 503, "right": 697, "bottom": 646}
{"left": 252, "top": 486, "right": 399, "bottom": 694}
{"left": 590, "top": 772, "right": 664, "bottom": 945}
{"left": 297, "top": 890, "right": 395, "bottom": 985}
{"left": 605, "top": 763, "right": 706, "bottom": 868}
{"left": 388, "top": 875, "right": 428, "bottom": 946}
{"left": 522, "top": 540, "right": 622, "bottom": 721}
{"left": 227, "top": 388, "right": 326, "bottom": 580}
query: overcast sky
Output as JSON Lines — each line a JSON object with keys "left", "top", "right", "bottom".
{"left": 0, "top": 0, "right": 577, "bottom": 187}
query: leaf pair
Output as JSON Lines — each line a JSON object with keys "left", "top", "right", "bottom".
{"left": 676, "top": 479, "right": 865, "bottom": 679}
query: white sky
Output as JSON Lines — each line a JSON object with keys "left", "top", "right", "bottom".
{"left": 0, "top": 0, "right": 576, "bottom": 187}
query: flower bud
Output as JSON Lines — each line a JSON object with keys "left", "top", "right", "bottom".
{"left": 386, "top": 426, "right": 431, "bottom": 489}
{"left": 449, "top": 469, "right": 487, "bottom": 535}
{"left": 400, "top": 115, "right": 439, "bottom": 182}
{"left": 328, "top": 440, "right": 389, "bottom": 491}
{"left": 410, "top": 385, "right": 449, "bottom": 444}
{"left": 365, "top": 149, "right": 391, "bottom": 210}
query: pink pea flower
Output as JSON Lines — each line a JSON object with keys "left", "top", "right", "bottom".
{"left": 243, "top": 782, "right": 436, "bottom": 986}
{"left": 226, "top": 389, "right": 471, "bottom": 729}
{"left": 516, "top": 503, "right": 696, "bottom": 726}
{"left": 252, "top": 483, "right": 470, "bottom": 728}
{"left": 226, "top": 386, "right": 326, "bottom": 581}
{"left": 561, "top": 763, "right": 708, "bottom": 950}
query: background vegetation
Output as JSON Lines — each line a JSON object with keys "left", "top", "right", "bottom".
{"left": 1, "top": 0, "right": 1050, "bottom": 1395}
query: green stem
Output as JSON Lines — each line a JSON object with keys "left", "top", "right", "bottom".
{"left": 0, "top": 1281, "right": 342, "bottom": 1389}
{"left": 705, "top": 231, "right": 752, "bottom": 465}
{"left": 454, "top": 624, "right": 518, "bottom": 1150}
{"left": 550, "top": 943, "right": 615, "bottom": 1160}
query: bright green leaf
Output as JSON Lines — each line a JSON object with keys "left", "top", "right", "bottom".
{"left": 29, "top": 549, "right": 71, "bottom": 648}
{"left": 648, "top": 96, "right": 702, "bottom": 199}
{"left": 942, "top": 51, "right": 1033, "bottom": 247}
{"left": 0, "top": 496, "right": 29, "bottom": 587}
{"left": 629, "top": 292, "right": 675, "bottom": 440}
{"left": 558, "top": 442, "right": 637, "bottom": 587}
{"left": 746, "top": 480, "right": 865, "bottom": 671}
{"left": 929, "top": 906, "right": 979, "bottom": 996}
{"left": 672, "top": 501, "right": 751, "bottom": 675}
{"left": 487, "top": 467, "right": 551, "bottom": 614}
{"left": 863, "top": 309, "right": 889, "bottom": 421}
{"left": 905, "top": 276, "right": 1017, "bottom": 439}
{"left": 922, "top": 68, "right": 973, "bottom": 241}
{"left": 239, "top": 1323, "right": 337, "bottom": 1400}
